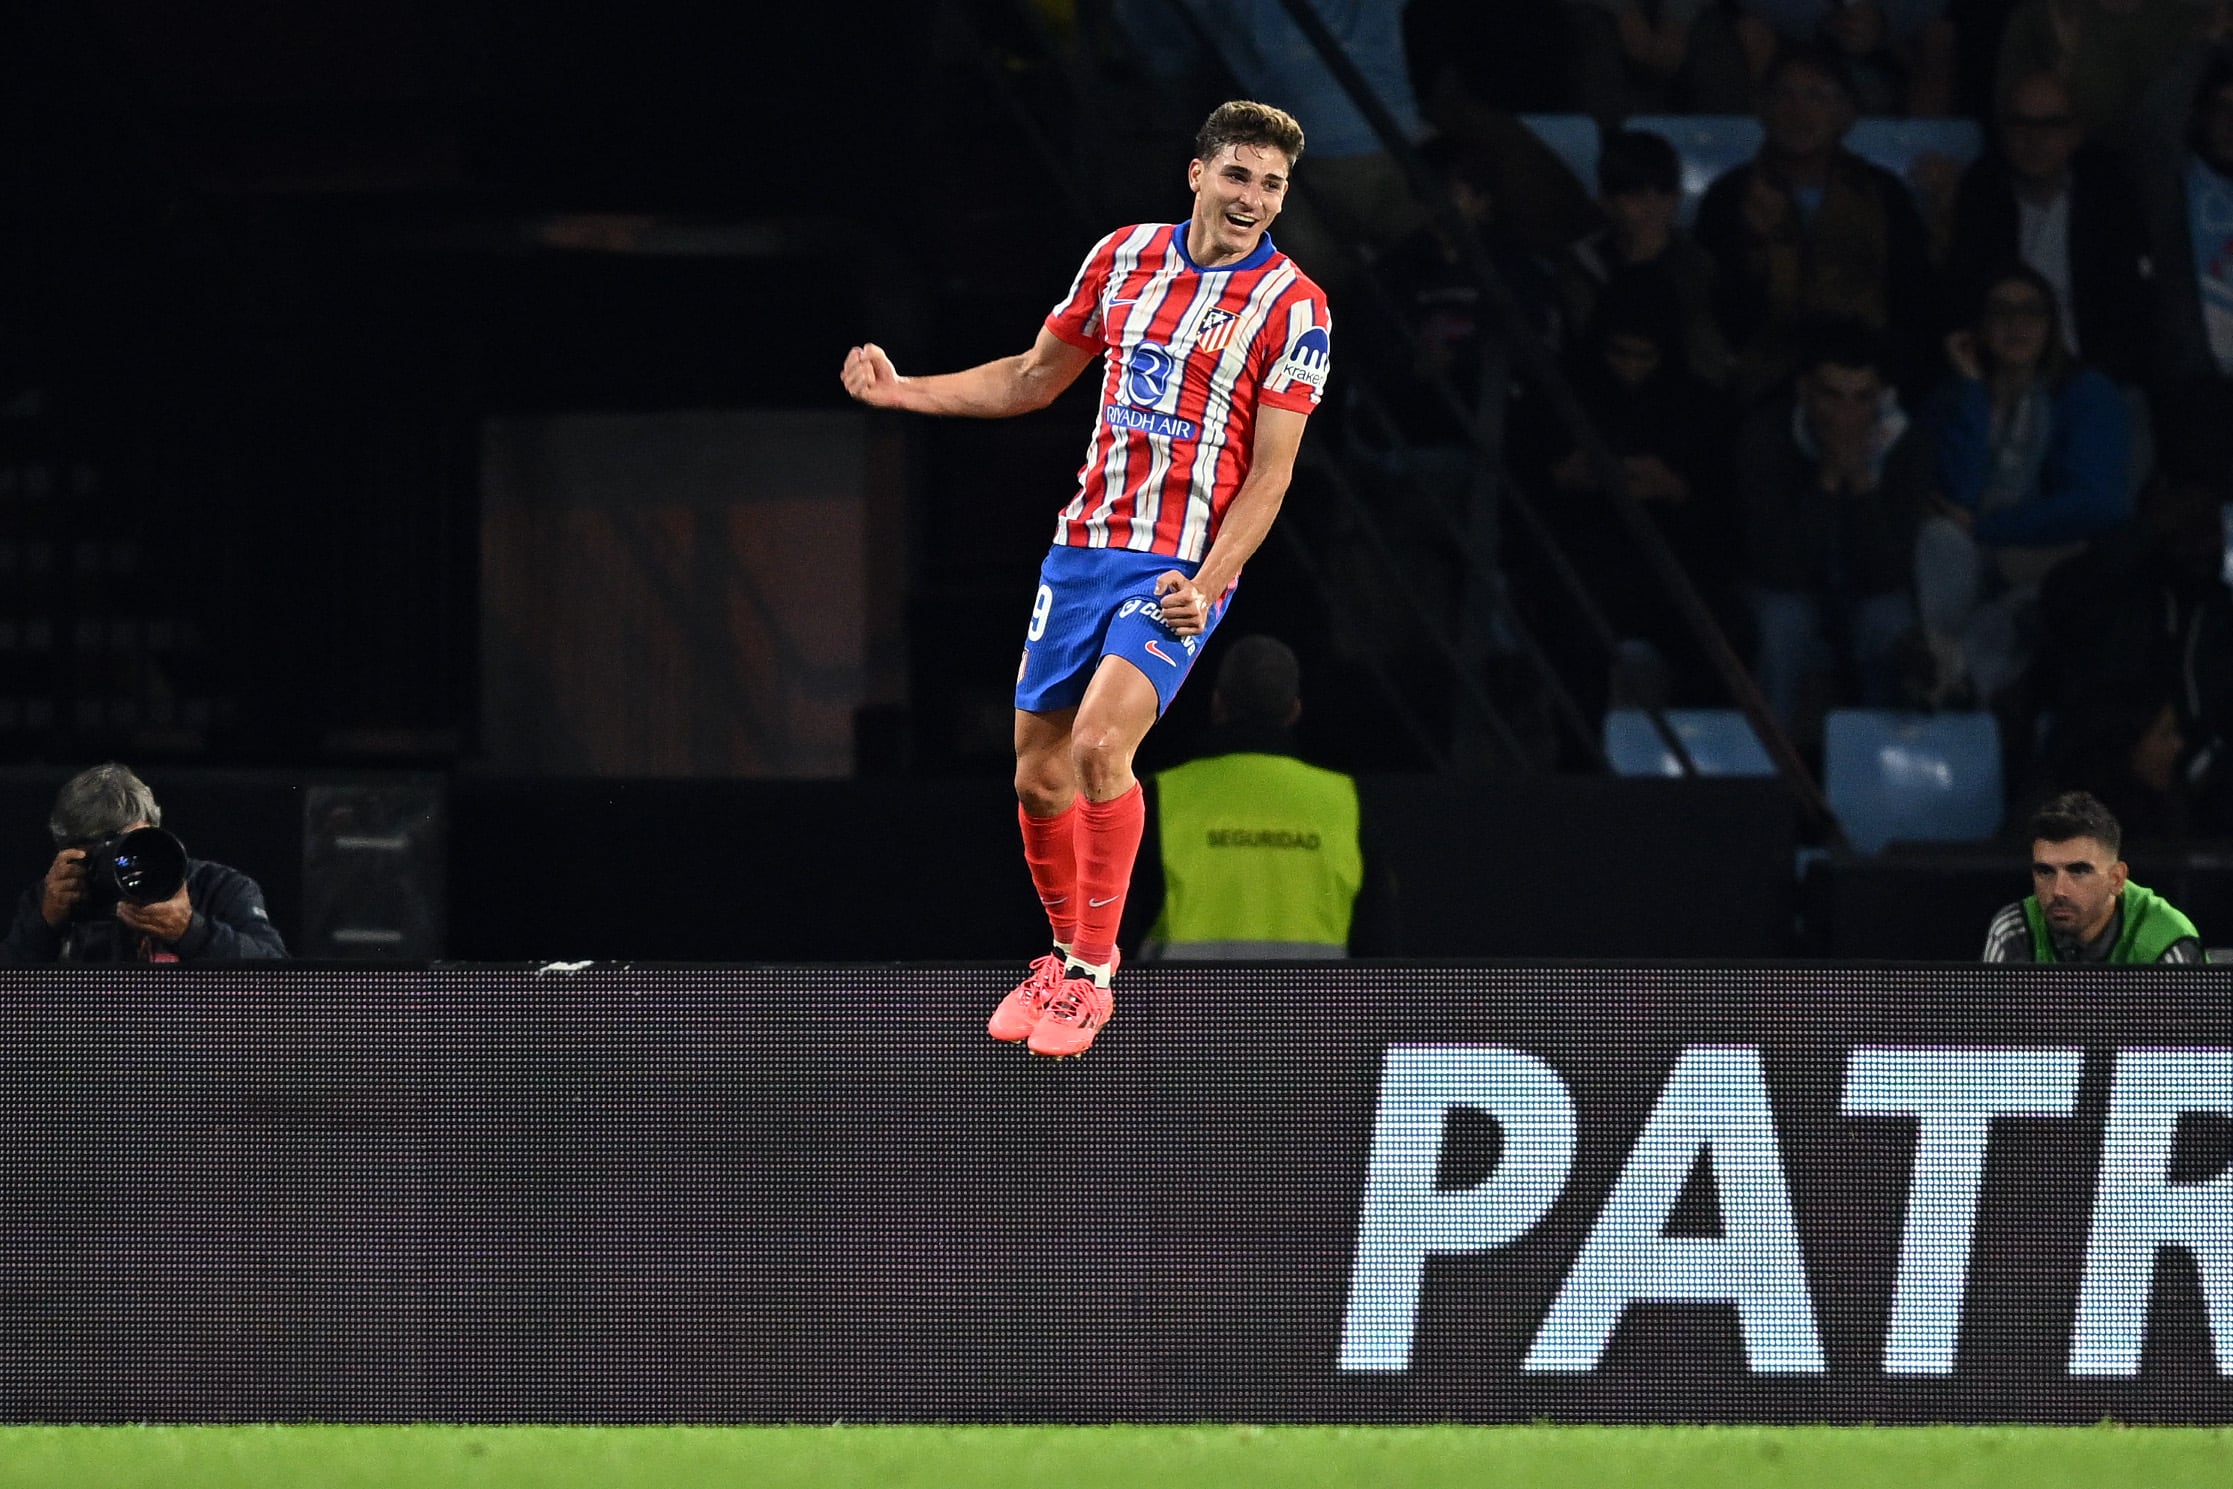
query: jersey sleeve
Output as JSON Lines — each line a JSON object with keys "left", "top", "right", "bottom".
{"left": 1981, "top": 903, "right": 2028, "bottom": 962}
{"left": 1045, "top": 230, "right": 1122, "bottom": 352}
{"left": 1257, "top": 289, "right": 1331, "bottom": 414}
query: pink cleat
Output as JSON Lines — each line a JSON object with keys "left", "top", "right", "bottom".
{"left": 1027, "top": 974, "right": 1113, "bottom": 1058}
{"left": 988, "top": 953, "right": 1067, "bottom": 1042}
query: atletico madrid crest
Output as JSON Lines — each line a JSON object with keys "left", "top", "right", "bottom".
{"left": 1190, "top": 308, "right": 1238, "bottom": 353}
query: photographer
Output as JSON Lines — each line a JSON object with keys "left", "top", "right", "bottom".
{"left": 0, "top": 763, "right": 287, "bottom": 963}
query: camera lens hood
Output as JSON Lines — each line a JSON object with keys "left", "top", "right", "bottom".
{"left": 109, "top": 826, "right": 188, "bottom": 905}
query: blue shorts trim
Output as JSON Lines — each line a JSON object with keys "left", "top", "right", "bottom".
{"left": 1014, "top": 545, "right": 1230, "bottom": 716}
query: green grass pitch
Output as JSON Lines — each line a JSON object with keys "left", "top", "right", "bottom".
{"left": 1, "top": 1425, "right": 2229, "bottom": 1489}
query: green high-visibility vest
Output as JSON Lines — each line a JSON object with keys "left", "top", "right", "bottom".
{"left": 1149, "top": 752, "right": 1363, "bottom": 958}
{"left": 2020, "top": 882, "right": 2201, "bottom": 963}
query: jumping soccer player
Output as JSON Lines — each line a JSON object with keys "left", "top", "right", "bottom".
{"left": 841, "top": 99, "right": 1331, "bottom": 1057}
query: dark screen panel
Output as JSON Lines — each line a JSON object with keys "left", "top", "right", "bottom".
{"left": 0, "top": 962, "right": 2227, "bottom": 1423}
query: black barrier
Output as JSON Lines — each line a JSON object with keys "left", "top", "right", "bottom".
{"left": 0, "top": 963, "right": 2227, "bottom": 1424}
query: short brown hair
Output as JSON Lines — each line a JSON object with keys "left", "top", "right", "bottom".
{"left": 2032, "top": 790, "right": 2122, "bottom": 860}
{"left": 1195, "top": 100, "right": 1305, "bottom": 168}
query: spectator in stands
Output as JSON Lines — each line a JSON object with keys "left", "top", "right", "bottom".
{"left": 1946, "top": 68, "right": 2154, "bottom": 385}
{"left": 1981, "top": 789, "right": 2205, "bottom": 960}
{"left": 1353, "top": 135, "right": 1565, "bottom": 450}
{"left": 1403, "top": 0, "right": 1609, "bottom": 254}
{"left": 1567, "top": 0, "right": 1753, "bottom": 124}
{"left": 1126, "top": 635, "right": 1398, "bottom": 957}
{"left": 1406, "top": 0, "right": 1581, "bottom": 115}
{"left": 1732, "top": 320, "right": 1932, "bottom": 732}
{"left": 2130, "top": 37, "right": 2233, "bottom": 399}
{"left": 1995, "top": 0, "right": 2216, "bottom": 149}
{"left": 2022, "top": 684, "right": 2200, "bottom": 840}
{"left": 1912, "top": 263, "right": 2133, "bottom": 708}
{"left": 1527, "top": 274, "right": 1740, "bottom": 709}
{"left": 2034, "top": 396, "right": 2233, "bottom": 836}
{"left": 1696, "top": 45, "right": 1942, "bottom": 402}
{"left": 1341, "top": 134, "right": 1555, "bottom": 688}
{"left": 0, "top": 763, "right": 288, "bottom": 964}
{"left": 1563, "top": 129, "right": 1735, "bottom": 386}
{"left": 1737, "top": 0, "right": 1961, "bottom": 115}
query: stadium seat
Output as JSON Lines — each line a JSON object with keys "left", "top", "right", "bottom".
{"left": 1519, "top": 114, "right": 1983, "bottom": 226}
{"left": 1518, "top": 112, "right": 1604, "bottom": 202}
{"left": 1844, "top": 116, "right": 1986, "bottom": 191}
{"left": 1604, "top": 708, "right": 1776, "bottom": 778}
{"left": 1823, "top": 708, "right": 2004, "bottom": 855}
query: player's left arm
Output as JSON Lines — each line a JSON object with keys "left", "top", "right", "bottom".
{"left": 1153, "top": 404, "right": 1310, "bottom": 635}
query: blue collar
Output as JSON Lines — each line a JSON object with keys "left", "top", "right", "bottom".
{"left": 1172, "top": 223, "right": 1277, "bottom": 273}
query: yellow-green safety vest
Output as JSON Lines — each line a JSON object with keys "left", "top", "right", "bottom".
{"left": 2020, "top": 882, "right": 2201, "bottom": 963}
{"left": 1148, "top": 752, "right": 1363, "bottom": 958}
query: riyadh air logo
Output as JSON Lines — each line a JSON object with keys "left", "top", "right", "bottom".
{"left": 1110, "top": 341, "right": 1197, "bottom": 439}
{"left": 1144, "top": 640, "right": 1178, "bottom": 667}
{"left": 1277, "top": 324, "right": 1330, "bottom": 390}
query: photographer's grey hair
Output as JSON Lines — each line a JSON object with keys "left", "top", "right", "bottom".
{"left": 48, "top": 763, "right": 163, "bottom": 846}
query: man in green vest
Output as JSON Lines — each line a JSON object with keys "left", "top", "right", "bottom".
{"left": 1130, "top": 635, "right": 1396, "bottom": 958}
{"left": 1982, "top": 790, "right": 2205, "bottom": 962}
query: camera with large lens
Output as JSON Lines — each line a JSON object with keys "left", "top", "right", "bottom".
{"left": 79, "top": 826, "right": 189, "bottom": 912}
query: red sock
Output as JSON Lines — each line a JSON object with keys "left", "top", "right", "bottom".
{"left": 1018, "top": 796, "right": 1081, "bottom": 947}
{"left": 1068, "top": 782, "right": 1144, "bottom": 977}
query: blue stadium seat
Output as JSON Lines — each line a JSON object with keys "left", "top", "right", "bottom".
{"left": 1604, "top": 708, "right": 1777, "bottom": 778}
{"left": 1844, "top": 116, "right": 1986, "bottom": 192}
{"left": 1518, "top": 112, "right": 1604, "bottom": 203}
{"left": 1623, "top": 115, "right": 1764, "bottom": 224}
{"left": 1519, "top": 114, "right": 1983, "bottom": 227}
{"left": 1824, "top": 709, "right": 2004, "bottom": 854}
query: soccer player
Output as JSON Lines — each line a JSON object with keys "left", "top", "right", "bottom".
{"left": 840, "top": 100, "right": 1331, "bottom": 1057}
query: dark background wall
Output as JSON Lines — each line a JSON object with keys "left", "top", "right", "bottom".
{"left": 3, "top": 6, "right": 2230, "bottom": 958}
{"left": 6, "top": 767, "right": 2232, "bottom": 960}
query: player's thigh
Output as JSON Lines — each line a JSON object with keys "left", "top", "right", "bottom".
{"left": 1097, "top": 581, "right": 1226, "bottom": 719}
{"left": 1071, "top": 655, "right": 1163, "bottom": 763}
{"left": 1015, "top": 705, "right": 1078, "bottom": 774}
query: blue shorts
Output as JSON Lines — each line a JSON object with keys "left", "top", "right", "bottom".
{"left": 1014, "top": 544, "right": 1230, "bottom": 716}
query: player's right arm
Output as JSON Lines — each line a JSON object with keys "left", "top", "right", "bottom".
{"left": 841, "top": 326, "right": 1096, "bottom": 419}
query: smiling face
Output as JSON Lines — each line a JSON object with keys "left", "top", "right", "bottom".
{"left": 1187, "top": 142, "right": 1291, "bottom": 268}
{"left": 2031, "top": 836, "right": 2128, "bottom": 945}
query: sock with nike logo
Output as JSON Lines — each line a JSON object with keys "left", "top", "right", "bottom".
{"left": 1019, "top": 795, "right": 1081, "bottom": 946}
{"left": 1067, "top": 782, "right": 1143, "bottom": 985}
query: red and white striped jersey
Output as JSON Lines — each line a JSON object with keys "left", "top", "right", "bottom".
{"left": 1043, "top": 222, "right": 1330, "bottom": 562}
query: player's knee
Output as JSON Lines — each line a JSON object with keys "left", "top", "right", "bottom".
{"left": 1013, "top": 758, "right": 1072, "bottom": 815}
{"left": 1068, "top": 728, "right": 1132, "bottom": 797}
